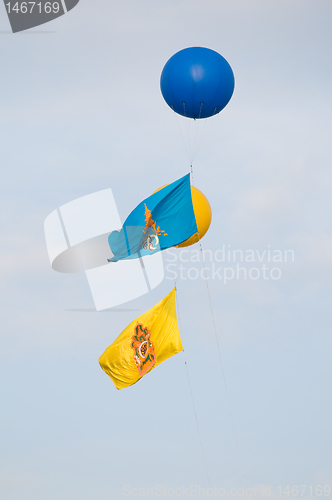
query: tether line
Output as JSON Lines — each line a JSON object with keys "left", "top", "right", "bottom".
{"left": 173, "top": 111, "right": 190, "bottom": 162}
{"left": 175, "top": 284, "right": 211, "bottom": 489}
{"left": 173, "top": 105, "right": 219, "bottom": 165}
{"left": 190, "top": 166, "right": 247, "bottom": 489}
{"left": 198, "top": 244, "right": 247, "bottom": 489}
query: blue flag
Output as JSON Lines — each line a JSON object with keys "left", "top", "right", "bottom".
{"left": 108, "top": 174, "right": 197, "bottom": 262}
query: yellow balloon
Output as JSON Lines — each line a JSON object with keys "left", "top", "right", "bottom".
{"left": 152, "top": 184, "right": 212, "bottom": 248}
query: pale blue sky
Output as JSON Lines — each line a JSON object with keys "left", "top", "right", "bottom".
{"left": 0, "top": 1, "right": 331, "bottom": 499}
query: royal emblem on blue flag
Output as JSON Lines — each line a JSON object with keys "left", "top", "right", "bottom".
{"left": 107, "top": 174, "right": 197, "bottom": 262}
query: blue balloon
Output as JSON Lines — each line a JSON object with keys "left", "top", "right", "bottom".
{"left": 160, "top": 47, "right": 235, "bottom": 119}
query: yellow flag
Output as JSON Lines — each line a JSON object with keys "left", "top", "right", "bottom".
{"left": 99, "top": 289, "right": 183, "bottom": 389}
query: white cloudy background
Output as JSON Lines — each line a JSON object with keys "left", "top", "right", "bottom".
{"left": 0, "top": 1, "right": 331, "bottom": 499}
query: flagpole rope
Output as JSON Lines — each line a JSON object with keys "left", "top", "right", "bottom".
{"left": 190, "top": 167, "right": 248, "bottom": 490}
{"left": 175, "top": 284, "right": 211, "bottom": 489}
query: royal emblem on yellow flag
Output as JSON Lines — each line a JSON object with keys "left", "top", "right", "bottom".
{"left": 131, "top": 323, "right": 156, "bottom": 376}
{"left": 99, "top": 289, "right": 183, "bottom": 389}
